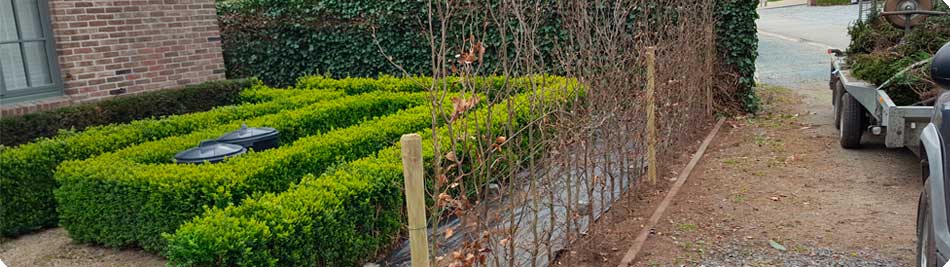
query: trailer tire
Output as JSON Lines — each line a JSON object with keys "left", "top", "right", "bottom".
{"left": 884, "top": 0, "right": 933, "bottom": 29}
{"left": 840, "top": 92, "right": 866, "bottom": 149}
{"left": 833, "top": 81, "right": 844, "bottom": 130}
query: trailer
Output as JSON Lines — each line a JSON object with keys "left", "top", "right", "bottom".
{"left": 828, "top": 52, "right": 932, "bottom": 155}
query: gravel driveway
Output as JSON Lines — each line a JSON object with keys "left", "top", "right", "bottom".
{"left": 557, "top": 4, "right": 921, "bottom": 267}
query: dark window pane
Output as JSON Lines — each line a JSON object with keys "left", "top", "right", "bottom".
{"left": 0, "top": 43, "right": 27, "bottom": 90}
{"left": 14, "top": 0, "right": 43, "bottom": 39}
{"left": 23, "top": 41, "right": 51, "bottom": 86}
{"left": 0, "top": 0, "right": 17, "bottom": 42}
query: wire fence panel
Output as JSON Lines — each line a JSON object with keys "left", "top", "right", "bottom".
{"left": 381, "top": 1, "right": 744, "bottom": 266}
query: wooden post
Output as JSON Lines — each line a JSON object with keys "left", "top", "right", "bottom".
{"left": 706, "top": 24, "right": 715, "bottom": 116}
{"left": 646, "top": 46, "right": 657, "bottom": 185}
{"left": 400, "top": 134, "right": 430, "bottom": 267}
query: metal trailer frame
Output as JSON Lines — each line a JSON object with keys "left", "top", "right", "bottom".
{"left": 831, "top": 54, "right": 932, "bottom": 153}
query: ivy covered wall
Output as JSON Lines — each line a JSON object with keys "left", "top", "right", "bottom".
{"left": 218, "top": 0, "right": 759, "bottom": 110}
{"left": 714, "top": 0, "right": 760, "bottom": 112}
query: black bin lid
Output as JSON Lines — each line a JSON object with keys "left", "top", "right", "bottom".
{"left": 217, "top": 124, "right": 278, "bottom": 144}
{"left": 174, "top": 140, "right": 246, "bottom": 164}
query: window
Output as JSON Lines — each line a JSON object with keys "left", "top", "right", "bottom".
{"left": 0, "top": 0, "right": 61, "bottom": 104}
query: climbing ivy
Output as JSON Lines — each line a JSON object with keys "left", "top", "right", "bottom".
{"left": 219, "top": 0, "right": 760, "bottom": 112}
{"left": 714, "top": 0, "right": 760, "bottom": 112}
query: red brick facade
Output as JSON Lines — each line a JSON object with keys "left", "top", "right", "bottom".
{"left": 1, "top": 0, "right": 225, "bottom": 116}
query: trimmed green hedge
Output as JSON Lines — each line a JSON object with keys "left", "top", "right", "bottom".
{"left": 813, "top": 0, "right": 851, "bottom": 6}
{"left": 217, "top": 0, "right": 568, "bottom": 87}
{"left": 0, "top": 79, "right": 254, "bottom": 147}
{"left": 164, "top": 78, "right": 578, "bottom": 266}
{"left": 294, "top": 75, "right": 556, "bottom": 100}
{"left": 0, "top": 86, "right": 343, "bottom": 237}
{"left": 55, "top": 91, "right": 441, "bottom": 252}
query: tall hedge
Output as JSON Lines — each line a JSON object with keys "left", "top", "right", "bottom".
{"left": 0, "top": 79, "right": 254, "bottom": 147}
{"left": 714, "top": 0, "right": 760, "bottom": 112}
{"left": 217, "top": 0, "right": 566, "bottom": 87}
{"left": 218, "top": 1, "right": 429, "bottom": 86}
{"left": 220, "top": 0, "right": 757, "bottom": 109}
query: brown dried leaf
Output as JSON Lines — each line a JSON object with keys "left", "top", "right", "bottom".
{"left": 450, "top": 96, "right": 480, "bottom": 121}
{"left": 495, "top": 136, "right": 507, "bottom": 144}
{"left": 437, "top": 174, "right": 448, "bottom": 189}
{"left": 445, "top": 227, "right": 455, "bottom": 239}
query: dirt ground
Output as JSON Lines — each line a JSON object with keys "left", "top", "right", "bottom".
{"left": 555, "top": 84, "right": 922, "bottom": 267}
{"left": 0, "top": 228, "right": 164, "bottom": 267}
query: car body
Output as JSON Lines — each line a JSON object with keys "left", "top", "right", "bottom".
{"left": 918, "top": 43, "right": 950, "bottom": 267}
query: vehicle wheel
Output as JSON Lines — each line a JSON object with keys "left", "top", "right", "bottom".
{"left": 833, "top": 81, "right": 844, "bottom": 130}
{"left": 885, "top": 0, "right": 934, "bottom": 29}
{"left": 839, "top": 92, "right": 866, "bottom": 149}
{"left": 917, "top": 180, "right": 938, "bottom": 267}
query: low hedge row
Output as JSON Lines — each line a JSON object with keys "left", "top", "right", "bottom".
{"left": 295, "top": 75, "right": 559, "bottom": 98}
{"left": 0, "top": 86, "right": 343, "bottom": 237}
{"left": 0, "top": 79, "right": 254, "bottom": 147}
{"left": 164, "top": 78, "right": 577, "bottom": 266}
{"left": 55, "top": 91, "right": 443, "bottom": 252}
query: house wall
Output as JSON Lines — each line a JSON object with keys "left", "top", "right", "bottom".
{"left": 1, "top": 0, "right": 225, "bottom": 116}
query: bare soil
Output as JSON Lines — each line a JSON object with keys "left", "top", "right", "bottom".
{"left": 555, "top": 84, "right": 921, "bottom": 266}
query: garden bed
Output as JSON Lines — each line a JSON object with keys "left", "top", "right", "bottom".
{"left": 6, "top": 75, "right": 544, "bottom": 254}
{"left": 165, "top": 77, "right": 579, "bottom": 266}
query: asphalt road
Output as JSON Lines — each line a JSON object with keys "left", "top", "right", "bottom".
{"left": 757, "top": 4, "right": 859, "bottom": 49}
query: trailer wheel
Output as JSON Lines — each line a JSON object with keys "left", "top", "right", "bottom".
{"left": 884, "top": 0, "right": 933, "bottom": 29}
{"left": 833, "top": 81, "right": 844, "bottom": 130}
{"left": 839, "top": 92, "right": 866, "bottom": 149}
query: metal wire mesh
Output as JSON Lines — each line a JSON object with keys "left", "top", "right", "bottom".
{"left": 383, "top": 1, "right": 743, "bottom": 266}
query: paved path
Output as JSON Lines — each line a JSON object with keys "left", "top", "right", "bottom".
{"left": 756, "top": 34, "right": 830, "bottom": 89}
{"left": 758, "top": 0, "right": 808, "bottom": 9}
{"left": 757, "top": 4, "right": 859, "bottom": 49}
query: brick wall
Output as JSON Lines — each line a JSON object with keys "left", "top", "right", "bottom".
{"left": 2, "top": 0, "right": 225, "bottom": 116}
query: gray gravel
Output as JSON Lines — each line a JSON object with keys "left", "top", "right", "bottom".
{"left": 700, "top": 242, "right": 902, "bottom": 267}
{"left": 695, "top": 6, "right": 911, "bottom": 267}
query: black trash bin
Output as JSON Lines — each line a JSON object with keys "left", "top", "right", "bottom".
{"left": 217, "top": 124, "right": 279, "bottom": 151}
{"left": 174, "top": 140, "right": 247, "bottom": 164}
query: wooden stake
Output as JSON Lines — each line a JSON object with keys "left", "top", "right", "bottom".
{"left": 400, "top": 134, "right": 430, "bottom": 267}
{"left": 706, "top": 24, "right": 715, "bottom": 116}
{"left": 646, "top": 46, "right": 657, "bottom": 185}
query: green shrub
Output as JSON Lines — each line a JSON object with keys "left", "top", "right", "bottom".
{"left": 846, "top": 1, "right": 950, "bottom": 105}
{"left": 295, "top": 75, "right": 555, "bottom": 99}
{"left": 0, "top": 79, "right": 254, "bottom": 147}
{"left": 0, "top": 86, "right": 343, "bottom": 237}
{"left": 813, "top": 0, "right": 851, "bottom": 6}
{"left": 218, "top": 0, "right": 757, "bottom": 111}
{"left": 165, "top": 78, "right": 579, "bottom": 266}
{"left": 216, "top": 0, "right": 574, "bottom": 87}
{"left": 55, "top": 92, "right": 439, "bottom": 252}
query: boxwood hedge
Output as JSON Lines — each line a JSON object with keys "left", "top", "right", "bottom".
{"left": 294, "top": 75, "right": 555, "bottom": 98}
{"left": 0, "top": 79, "right": 254, "bottom": 147}
{"left": 164, "top": 78, "right": 578, "bottom": 266}
{"left": 54, "top": 91, "right": 457, "bottom": 252}
{"left": 0, "top": 86, "right": 343, "bottom": 237}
